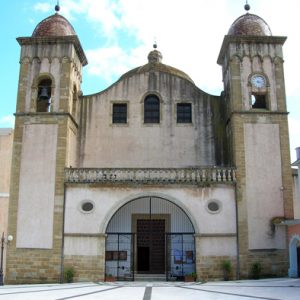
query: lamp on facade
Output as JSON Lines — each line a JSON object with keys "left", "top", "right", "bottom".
{"left": 0, "top": 232, "right": 13, "bottom": 285}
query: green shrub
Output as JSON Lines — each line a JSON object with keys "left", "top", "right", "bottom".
{"left": 64, "top": 266, "right": 75, "bottom": 283}
{"left": 221, "top": 260, "right": 232, "bottom": 281}
{"left": 184, "top": 272, "right": 197, "bottom": 281}
{"left": 251, "top": 262, "right": 262, "bottom": 279}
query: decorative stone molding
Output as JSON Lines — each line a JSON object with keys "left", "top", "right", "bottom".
{"left": 65, "top": 167, "right": 236, "bottom": 185}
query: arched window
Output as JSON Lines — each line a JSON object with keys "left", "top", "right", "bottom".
{"left": 144, "top": 95, "right": 160, "bottom": 123}
{"left": 37, "top": 79, "right": 52, "bottom": 112}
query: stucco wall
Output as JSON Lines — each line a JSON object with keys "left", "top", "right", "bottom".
{"left": 64, "top": 185, "right": 236, "bottom": 256}
{"left": 16, "top": 124, "right": 58, "bottom": 248}
{"left": 79, "top": 72, "right": 225, "bottom": 168}
{"left": 244, "top": 123, "right": 286, "bottom": 249}
{"left": 0, "top": 128, "right": 13, "bottom": 267}
{"left": 0, "top": 128, "right": 13, "bottom": 195}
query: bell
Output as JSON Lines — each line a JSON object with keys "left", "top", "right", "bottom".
{"left": 38, "top": 86, "right": 50, "bottom": 101}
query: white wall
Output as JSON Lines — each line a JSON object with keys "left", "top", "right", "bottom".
{"left": 244, "top": 123, "right": 286, "bottom": 249}
{"left": 64, "top": 185, "right": 236, "bottom": 256}
{"left": 16, "top": 124, "right": 57, "bottom": 249}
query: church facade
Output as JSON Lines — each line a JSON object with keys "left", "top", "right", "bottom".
{"left": 5, "top": 5, "right": 295, "bottom": 283}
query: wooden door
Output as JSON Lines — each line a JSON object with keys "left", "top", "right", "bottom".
{"left": 137, "top": 219, "right": 165, "bottom": 274}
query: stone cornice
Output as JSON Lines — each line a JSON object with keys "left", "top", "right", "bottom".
{"left": 14, "top": 112, "right": 78, "bottom": 128}
{"left": 17, "top": 36, "right": 88, "bottom": 66}
{"left": 217, "top": 35, "right": 287, "bottom": 65}
{"left": 230, "top": 110, "right": 289, "bottom": 116}
{"left": 194, "top": 233, "right": 236, "bottom": 238}
{"left": 65, "top": 167, "right": 236, "bottom": 185}
{"left": 64, "top": 233, "right": 107, "bottom": 238}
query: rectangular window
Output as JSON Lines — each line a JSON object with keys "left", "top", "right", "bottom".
{"left": 113, "top": 103, "right": 127, "bottom": 124}
{"left": 177, "top": 103, "right": 192, "bottom": 123}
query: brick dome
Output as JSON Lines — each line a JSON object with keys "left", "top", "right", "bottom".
{"left": 228, "top": 13, "right": 272, "bottom": 36}
{"left": 32, "top": 13, "right": 76, "bottom": 37}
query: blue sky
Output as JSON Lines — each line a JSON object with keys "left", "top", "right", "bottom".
{"left": 0, "top": 0, "right": 299, "bottom": 161}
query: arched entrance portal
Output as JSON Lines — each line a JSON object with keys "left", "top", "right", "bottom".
{"left": 105, "top": 196, "right": 195, "bottom": 281}
{"left": 289, "top": 235, "right": 300, "bottom": 278}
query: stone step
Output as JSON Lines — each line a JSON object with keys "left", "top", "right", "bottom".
{"left": 134, "top": 273, "right": 166, "bottom": 281}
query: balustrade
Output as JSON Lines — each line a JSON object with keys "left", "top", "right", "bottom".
{"left": 65, "top": 167, "right": 236, "bottom": 185}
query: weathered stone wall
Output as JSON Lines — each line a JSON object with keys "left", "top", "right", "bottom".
{"left": 219, "top": 36, "right": 292, "bottom": 279}
{"left": 78, "top": 72, "right": 227, "bottom": 168}
{"left": 63, "top": 235, "right": 106, "bottom": 282}
{"left": 6, "top": 36, "right": 83, "bottom": 283}
{"left": 62, "top": 184, "right": 237, "bottom": 281}
{"left": 5, "top": 115, "right": 69, "bottom": 284}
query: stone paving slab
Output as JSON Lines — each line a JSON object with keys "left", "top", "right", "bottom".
{"left": 0, "top": 278, "right": 299, "bottom": 300}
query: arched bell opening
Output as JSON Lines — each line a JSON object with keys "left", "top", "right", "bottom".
{"left": 105, "top": 196, "right": 196, "bottom": 281}
{"left": 37, "top": 78, "right": 52, "bottom": 112}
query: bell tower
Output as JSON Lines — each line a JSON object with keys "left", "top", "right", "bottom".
{"left": 218, "top": 4, "right": 293, "bottom": 278}
{"left": 6, "top": 5, "right": 87, "bottom": 283}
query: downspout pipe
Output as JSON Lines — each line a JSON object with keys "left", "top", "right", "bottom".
{"left": 234, "top": 182, "right": 240, "bottom": 280}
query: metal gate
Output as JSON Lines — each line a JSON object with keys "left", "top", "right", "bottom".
{"left": 166, "top": 233, "right": 196, "bottom": 281}
{"left": 105, "top": 233, "right": 135, "bottom": 281}
{"left": 105, "top": 197, "right": 196, "bottom": 281}
{"left": 105, "top": 232, "right": 195, "bottom": 281}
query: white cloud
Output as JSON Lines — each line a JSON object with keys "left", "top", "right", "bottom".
{"left": 114, "top": 0, "right": 231, "bottom": 93}
{"left": 33, "top": 0, "right": 300, "bottom": 96}
{"left": 52, "top": 0, "right": 300, "bottom": 139}
{"left": 0, "top": 115, "right": 15, "bottom": 128}
{"left": 57, "top": 0, "right": 122, "bottom": 39}
{"left": 86, "top": 45, "right": 147, "bottom": 83}
{"left": 34, "top": 2, "right": 52, "bottom": 13}
{"left": 71, "top": 0, "right": 231, "bottom": 93}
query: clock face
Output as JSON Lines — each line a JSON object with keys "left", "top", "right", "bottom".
{"left": 251, "top": 75, "right": 266, "bottom": 88}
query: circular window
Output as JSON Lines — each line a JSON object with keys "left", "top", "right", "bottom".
{"left": 206, "top": 200, "right": 221, "bottom": 214}
{"left": 80, "top": 200, "right": 95, "bottom": 213}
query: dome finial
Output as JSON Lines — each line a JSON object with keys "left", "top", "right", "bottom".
{"left": 153, "top": 37, "right": 157, "bottom": 49}
{"left": 244, "top": 0, "right": 250, "bottom": 12}
{"left": 55, "top": 0, "right": 60, "bottom": 13}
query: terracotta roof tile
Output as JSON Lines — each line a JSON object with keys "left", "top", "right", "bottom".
{"left": 32, "top": 13, "right": 76, "bottom": 37}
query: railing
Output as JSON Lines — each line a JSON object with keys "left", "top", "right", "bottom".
{"left": 65, "top": 167, "right": 236, "bottom": 185}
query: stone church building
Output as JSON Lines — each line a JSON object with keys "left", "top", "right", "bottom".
{"left": 3, "top": 4, "right": 297, "bottom": 283}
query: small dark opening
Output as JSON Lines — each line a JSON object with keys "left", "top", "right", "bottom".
{"left": 208, "top": 201, "right": 219, "bottom": 212}
{"left": 251, "top": 94, "right": 267, "bottom": 109}
{"left": 82, "top": 202, "right": 94, "bottom": 212}
{"left": 137, "top": 247, "right": 150, "bottom": 272}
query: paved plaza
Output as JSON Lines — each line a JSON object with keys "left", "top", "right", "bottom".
{"left": 0, "top": 278, "right": 299, "bottom": 300}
